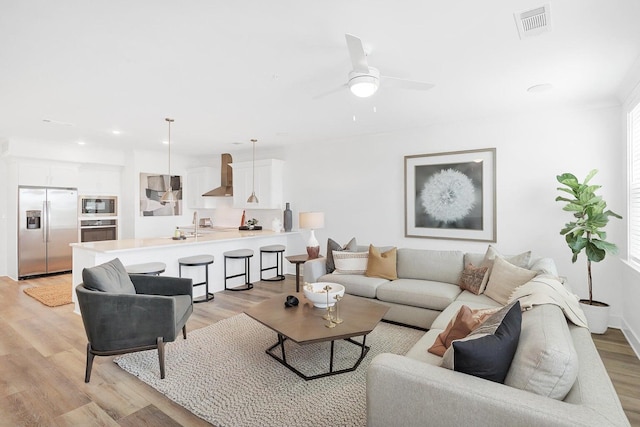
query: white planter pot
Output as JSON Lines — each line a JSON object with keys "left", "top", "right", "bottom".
{"left": 579, "top": 300, "right": 610, "bottom": 334}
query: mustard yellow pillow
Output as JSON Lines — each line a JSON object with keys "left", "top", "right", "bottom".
{"left": 365, "top": 245, "right": 398, "bottom": 280}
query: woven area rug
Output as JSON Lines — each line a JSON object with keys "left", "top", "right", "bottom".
{"left": 115, "top": 313, "right": 423, "bottom": 427}
{"left": 23, "top": 283, "right": 73, "bottom": 307}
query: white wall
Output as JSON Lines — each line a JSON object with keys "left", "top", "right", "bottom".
{"left": 281, "top": 105, "right": 626, "bottom": 327}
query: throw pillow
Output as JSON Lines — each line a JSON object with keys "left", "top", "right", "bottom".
{"left": 478, "top": 245, "right": 532, "bottom": 294}
{"left": 483, "top": 245, "right": 532, "bottom": 268}
{"left": 428, "top": 305, "right": 500, "bottom": 356}
{"left": 458, "top": 263, "right": 489, "bottom": 295}
{"left": 333, "top": 251, "right": 369, "bottom": 275}
{"left": 441, "top": 301, "right": 522, "bottom": 383}
{"left": 326, "top": 237, "right": 357, "bottom": 273}
{"left": 365, "top": 245, "right": 398, "bottom": 280}
{"left": 484, "top": 257, "right": 537, "bottom": 305}
{"left": 82, "top": 258, "right": 136, "bottom": 294}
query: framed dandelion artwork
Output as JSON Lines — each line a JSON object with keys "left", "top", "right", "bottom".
{"left": 405, "top": 148, "right": 496, "bottom": 241}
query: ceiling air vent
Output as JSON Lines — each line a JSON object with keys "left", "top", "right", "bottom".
{"left": 514, "top": 4, "right": 551, "bottom": 39}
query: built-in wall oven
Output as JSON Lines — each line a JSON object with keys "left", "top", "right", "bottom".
{"left": 80, "top": 219, "right": 118, "bottom": 242}
{"left": 79, "top": 195, "right": 118, "bottom": 242}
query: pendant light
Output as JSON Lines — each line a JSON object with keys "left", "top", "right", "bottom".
{"left": 160, "top": 118, "right": 177, "bottom": 203}
{"left": 247, "top": 138, "right": 259, "bottom": 204}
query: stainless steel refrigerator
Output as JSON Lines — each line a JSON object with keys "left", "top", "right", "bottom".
{"left": 18, "top": 186, "right": 78, "bottom": 278}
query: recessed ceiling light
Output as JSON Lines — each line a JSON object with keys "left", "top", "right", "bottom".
{"left": 162, "top": 140, "right": 169, "bottom": 145}
{"left": 231, "top": 141, "right": 243, "bottom": 145}
{"left": 77, "top": 141, "right": 86, "bottom": 145}
{"left": 112, "top": 130, "right": 121, "bottom": 135}
{"left": 527, "top": 83, "right": 554, "bottom": 93}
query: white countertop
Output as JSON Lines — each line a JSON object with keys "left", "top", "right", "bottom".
{"left": 71, "top": 229, "right": 296, "bottom": 254}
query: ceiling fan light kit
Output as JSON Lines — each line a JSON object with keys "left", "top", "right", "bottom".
{"left": 348, "top": 68, "right": 380, "bottom": 98}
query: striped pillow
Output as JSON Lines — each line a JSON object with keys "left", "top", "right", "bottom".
{"left": 332, "top": 251, "right": 369, "bottom": 275}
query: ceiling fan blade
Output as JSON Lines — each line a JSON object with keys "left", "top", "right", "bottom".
{"left": 313, "top": 83, "right": 348, "bottom": 100}
{"left": 345, "top": 33, "right": 370, "bottom": 73}
{"left": 381, "top": 75, "right": 435, "bottom": 91}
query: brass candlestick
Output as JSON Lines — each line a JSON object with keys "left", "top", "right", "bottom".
{"left": 323, "top": 284, "right": 336, "bottom": 328}
{"left": 333, "top": 294, "right": 343, "bottom": 324}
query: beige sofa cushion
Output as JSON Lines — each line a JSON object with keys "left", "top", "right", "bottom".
{"left": 317, "top": 273, "right": 387, "bottom": 299}
{"left": 505, "top": 304, "right": 579, "bottom": 400}
{"left": 376, "top": 279, "right": 462, "bottom": 311}
{"left": 397, "top": 249, "right": 464, "bottom": 284}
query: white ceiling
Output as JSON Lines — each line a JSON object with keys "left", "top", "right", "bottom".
{"left": 1, "top": 0, "right": 640, "bottom": 156}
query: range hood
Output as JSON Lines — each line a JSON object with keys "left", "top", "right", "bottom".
{"left": 203, "top": 153, "right": 233, "bottom": 197}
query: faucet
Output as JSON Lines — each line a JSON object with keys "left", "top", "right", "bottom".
{"left": 193, "top": 211, "right": 199, "bottom": 237}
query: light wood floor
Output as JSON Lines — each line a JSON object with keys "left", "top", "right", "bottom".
{"left": 1, "top": 274, "right": 639, "bottom": 426}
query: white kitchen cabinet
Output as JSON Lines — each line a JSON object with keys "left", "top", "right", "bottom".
{"left": 18, "top": 160, "right": 79, "bottom": 188}
{"left": 186, "top": 166, "right": 218, "bottom": 209}
{"left": 230, "top": 159, "right": 284, "bottom": 209}
{"left": 78, "top": 165, "right": 122, "bottom": 195}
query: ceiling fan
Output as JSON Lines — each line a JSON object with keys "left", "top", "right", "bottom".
{"left": 315, "top": 33, "right": 435, "bottom": 99}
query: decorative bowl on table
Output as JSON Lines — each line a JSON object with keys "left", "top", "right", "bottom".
{"left": 303, "top": 282, "right": 345, "bottom": 308}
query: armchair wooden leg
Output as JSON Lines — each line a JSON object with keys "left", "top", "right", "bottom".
{"left": 85, "top": 343, "right": 95, "bottom": 383}
{"left": 157, "top": 337, "right": 165, "bottom": 379}
{"left": 182, "top": 325, "right": 187, "bottom": 339}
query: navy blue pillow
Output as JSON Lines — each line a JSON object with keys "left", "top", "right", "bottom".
{"left": 448, "top": 301, "right": 521, "bottom": 383}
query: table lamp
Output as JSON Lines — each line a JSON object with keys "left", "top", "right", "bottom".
{"left": 299, "top": 212, "right": 324, "bottom": 259}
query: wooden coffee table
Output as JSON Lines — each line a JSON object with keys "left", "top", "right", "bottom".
{"left": 244, "top": 293, "right": 389, "bottom": 380}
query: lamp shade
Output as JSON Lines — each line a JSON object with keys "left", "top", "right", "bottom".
{"left": 299, "top": 212, "right": 324, "bottom": 230}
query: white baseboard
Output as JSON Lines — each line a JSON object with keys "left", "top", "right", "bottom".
{"left": 621, "top": 320, "right": 640, "bottom": 360}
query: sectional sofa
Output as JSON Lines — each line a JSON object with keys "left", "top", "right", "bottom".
{"left": 303, "top": 244, "right": 629, "bottom": 426}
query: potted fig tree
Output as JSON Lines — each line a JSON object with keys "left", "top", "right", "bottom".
{"left": 555, "top": 169, "right": 622, "bottom": 334}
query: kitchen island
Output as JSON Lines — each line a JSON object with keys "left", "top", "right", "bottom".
{"left": 71, "top": 229, "right": 299, "bottom": 313}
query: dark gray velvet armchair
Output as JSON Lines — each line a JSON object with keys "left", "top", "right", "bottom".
{"left": 75, "top": 258, "right": 193, "bottom": 383}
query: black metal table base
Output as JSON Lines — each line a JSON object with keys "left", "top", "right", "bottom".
{"left": 265, "top": 334, "right": 370, "bottom": 380}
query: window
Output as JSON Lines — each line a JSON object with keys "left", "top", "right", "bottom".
{"left": 629, "top": 101, "right": 640, "bottom": 265}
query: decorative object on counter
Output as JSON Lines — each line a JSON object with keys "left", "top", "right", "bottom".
{"left": 160, "top": 118, "right": 177, "bottom": 203}
{"left": 283, "top": 202, "right": 292, "bottom": 232}
{"left": 271, "top": 218, "right": 282, "bottom": 232}
{"left": 299, "top": 211, "right": 324, "bottom": 259}
{"left": 247, "top": 138, "right": 259, "bottom": 204}
{"left": 303, "top": 282, "right": 345, "bottom": 308}
{"left": 240, "top": 219, "right": 262, "bottom": 230}
{"left": 240, "top": 209, "right": 246, "bottom": 227}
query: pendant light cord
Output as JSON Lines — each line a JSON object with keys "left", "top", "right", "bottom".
{"left": 166, "top": 117, "right": 174, "bottom": 182}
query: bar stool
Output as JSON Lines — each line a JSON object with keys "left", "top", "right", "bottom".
{"left": 260, "top": 244, "right": 285, "bottom": 282}
{"left": 125, "top": 262, "right": 166, "bottom": 276}
{"left": 178, "top": 255, "right": 215, "bottom": 303}
{"left": 223, "top": 249, "right": 254, "bottom": 291}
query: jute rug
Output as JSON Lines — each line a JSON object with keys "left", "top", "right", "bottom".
{"left": 115, "top": 313, "right": 423, "bottom": 427}
{"left": 23, "top": 283, "right": 73, "bottom": 307}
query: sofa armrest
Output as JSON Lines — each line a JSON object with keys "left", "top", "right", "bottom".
{"left": 367, "top": 353, "right": 626, "bottom": 427}
{"left": 303, "top": 257, "right": 327, "bottom": 284}
{"left": 130, "top": 274, "right": 193, "bottom": 298}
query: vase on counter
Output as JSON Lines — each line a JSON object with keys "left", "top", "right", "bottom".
{"left": 283, "top": 202, "right": 292, "bottom": 232}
